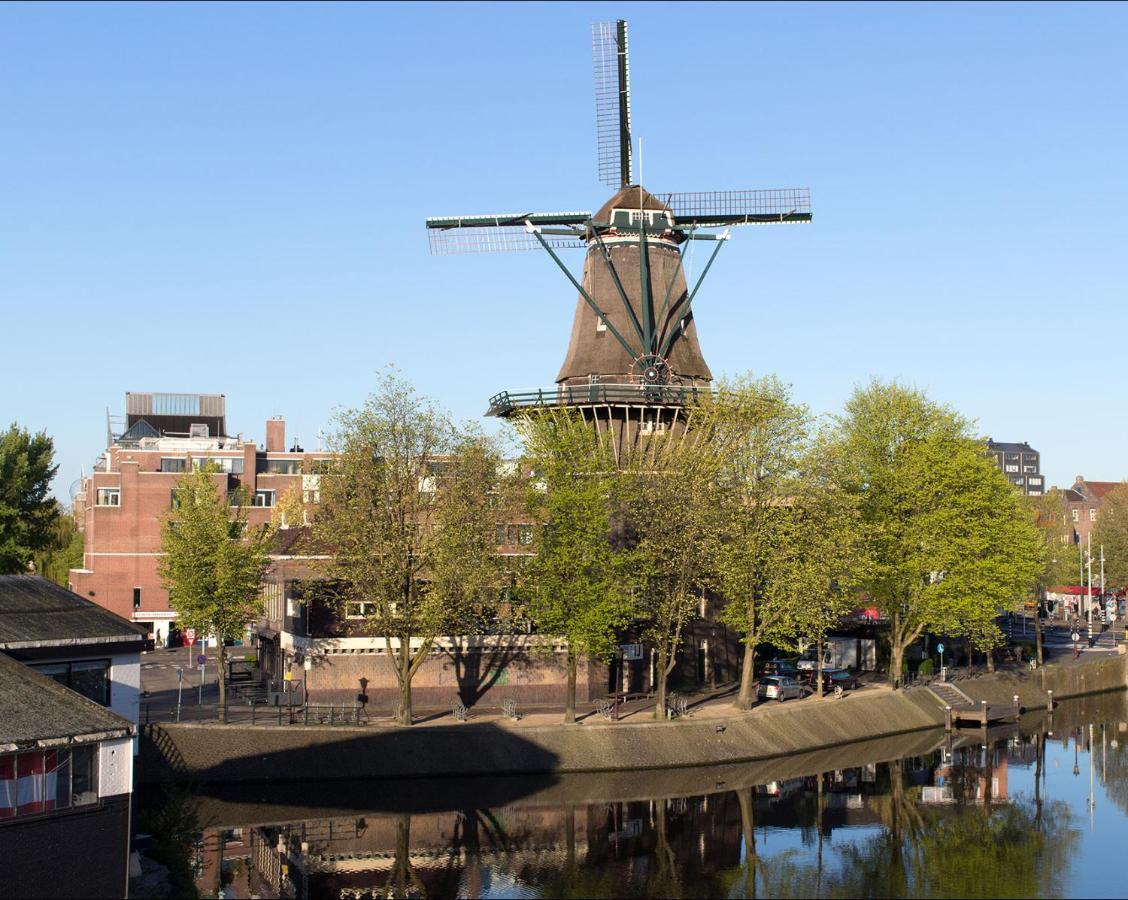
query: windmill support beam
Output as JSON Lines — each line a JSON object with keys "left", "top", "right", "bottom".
{"left": 592, "top": 227, "right": 647, "bottom": 349}
{"left": 639, "top": 225, "right": 654, "bottom": 355}
{"left": 658, "top": 234, "right": 728, "bottom": 360}
{"left": 529, "top": 226, "right": 639, "bottom": 361}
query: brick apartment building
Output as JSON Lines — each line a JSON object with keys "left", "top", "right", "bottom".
{"left": 69, "top": 392, "right": 331, "bottom": 643}
{"left": 1062, "top": 475, "right": 1122, "bottom": 546}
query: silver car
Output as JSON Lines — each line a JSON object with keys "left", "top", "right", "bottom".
{"left": 757, "top": 675, "right": 806, "bottom": 703}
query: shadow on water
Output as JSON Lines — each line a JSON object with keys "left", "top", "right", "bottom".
{"left": 142, "top": 690, "right": 1128, "bottom": 899}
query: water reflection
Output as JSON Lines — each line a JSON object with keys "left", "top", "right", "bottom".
{"left": 159, "top": 691, "right": 1128, "bottom": 899}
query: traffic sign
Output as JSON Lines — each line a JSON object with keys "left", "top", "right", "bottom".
{"left": 937, "top": 643, "right": 945, "bottom": 655}
{"left": 197, "top": 654, "right": 207, "bottom": 666}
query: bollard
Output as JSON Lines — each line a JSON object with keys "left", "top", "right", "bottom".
{"left": 981, "top": 699, "right": 988, "bottom": 723}
{"left": 945, "top": 705, "right": 953, "bottom": 732}
{"left": 1047, "top": 689, "right": 1054, "bottom": 708}
{"left": 1013, "top": 694, "right": 1020, "bottom": 707}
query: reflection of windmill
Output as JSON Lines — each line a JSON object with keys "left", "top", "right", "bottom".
{"left": 426, "top": 20, "right": 810, "bottom": 459}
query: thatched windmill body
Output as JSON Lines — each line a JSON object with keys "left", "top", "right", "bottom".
{"left": 426, "top": 20, "right": 811, "bottom": 461}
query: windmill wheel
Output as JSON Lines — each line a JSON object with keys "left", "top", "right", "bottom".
{"left": 632, "top": 354, "right": 671, "bottom": 386}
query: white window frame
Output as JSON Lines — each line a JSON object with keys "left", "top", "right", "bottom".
{"left": 345, "top": 601, "right": 377, "bottom": 620}
{"left": 95, "top": 487, "right": 121, "bottom": 507}
{"left": 252, "top": 489, "right": 276, "bottom": 508}
{"left": 1090, "top": 508, "right": 1097, "bottom": 522}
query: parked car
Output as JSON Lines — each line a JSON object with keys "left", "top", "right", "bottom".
{"left": 757, "top": 675, "right": 806, "bottom": 703}
{"left": 759, "top": 659, "right": 800, "bottom": 678}
{"left": 796, "top": 648, "right": 834, "bottom": 671}
{"left": 804, "top": 668, "right": 859, "bottom": 692}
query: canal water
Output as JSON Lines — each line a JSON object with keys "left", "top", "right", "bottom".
{"left": 146, "top": 690, "right": 1128, "bottom": 898}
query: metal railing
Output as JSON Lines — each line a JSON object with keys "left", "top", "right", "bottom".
{"left": 488, "top": 383, "right": 714, "bottom": 415}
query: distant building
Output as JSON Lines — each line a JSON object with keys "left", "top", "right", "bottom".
{"left": 70, "top": 392, "right": 332, "bottom": 644}
{"left": 0, "top": 652, "right": 134, "bottom": 898}
{"left": 986, "top": 440, "right": 1044, "bottom": 495}
{"left": 1062, "top": 476, "right": 1121, "bottom": 546}
{"left": 0, "top": 575, "right": 147, "bottom": 744}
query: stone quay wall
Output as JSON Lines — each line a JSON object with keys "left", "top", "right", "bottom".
{"left": 141, "top": 652, "right": 1127, "bottom": 785}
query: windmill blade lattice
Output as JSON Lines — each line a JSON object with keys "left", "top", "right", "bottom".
{"left": 425, "top": 212, "right": 590, "bottom": 255}
{"left": 656, "top": 189, "right": 812, "bottom": 226}
{"left": 592, "top": 20, "right": 631, "bottom": 189}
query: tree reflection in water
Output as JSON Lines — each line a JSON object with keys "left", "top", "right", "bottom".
{"left": 181, "top": 697, "right": 1128, "bottom": 899}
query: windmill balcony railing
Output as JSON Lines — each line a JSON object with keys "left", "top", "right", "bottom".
{"left": 488, "top": 382, "right": 716, "bottom": 415}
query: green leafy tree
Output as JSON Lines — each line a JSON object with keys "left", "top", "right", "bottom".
{"left": 32, "top": 510, "right": 84, "bottom": 586}
{"left": 0, "top": 423, "right": 60, "bottom": 574}
{"left": 710, "top": 376, "right": 815, "bottom": 709}
{"left": 1092, "top": 482, "right": 1128, "bottom": 588}
{"left": 313, "top": 373, "right": 505, "bottom": 725}
{"left": 159, "top": 465, "right": 272, "bottom": 719}
{"left": 517, "top": 409, "right": 630, "bottom": 724}
{"left": 1025, "top": 487, "right": 1075, "bottom": 665}
{"left": 622, "top": 404, "right": 728, "bottom": 720}
{"left": 830, "top": 381, "right": 1043, "bottom": 687}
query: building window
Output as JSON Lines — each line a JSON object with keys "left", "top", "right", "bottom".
{"left": 310, "top": 458, "right": 335, "bottom": 475}
{"left": 133, "top": 587, "right": 141, "bottom": 610}
{"left": 192, "top": 457, "right": 244, "bottom": 474}
{"left": 1090, "top": 508, "right": 1097, "bottom": 522}
{"left": 159, "top": 458, "right": 187, "bottom": 473}
{"left": 170, "top": 489, "right": 182, "bottom": 509}
{"left": 252, "top": 490, "right": 276, "bottom": 508}
{"left": 258, "top": 459, "right": 301, "bottom": 475}
{"left": 31, "top": 660, "right": 111, "bottom": 706}
{"left": 302, "top": 490, "right": 320, "bottom": 504}
{"left": 345, "top": 601, "right": 377, "bottom": 620}
{"left": 0, "top": 745, "right": 98, "bottom": 820}
{"left": 1072, "top": 509, "right": 1080, "bottom": 522}
{"left": 95, "top": 488, "right": 120, "bottom": 507}
{"left": 1004, "top": 464, "right": 1019, "bottom": 473}
{"left": 518, "top": 524, "right": 534, "bottom": 546}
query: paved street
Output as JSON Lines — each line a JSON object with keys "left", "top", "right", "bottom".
{"left": 140, "top": 646, "right": 221, "bottom": 723}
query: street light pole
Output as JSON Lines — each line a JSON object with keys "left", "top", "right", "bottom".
{"left": 1088, "top": 534, "right": 1094, "bottom": 647}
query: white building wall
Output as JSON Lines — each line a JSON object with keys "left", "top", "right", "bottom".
{"left": 98, "top": 736, "right": 133, "bottom": 799}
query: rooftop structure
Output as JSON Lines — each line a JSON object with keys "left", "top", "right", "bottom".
{"left": 0, "top": 575, "right": 147, "bottom": 651}
{"left": 71, "top": 393, "right": 332, "bottom": 635}
{"left": 986, "top": 439, "right": 1044, "bottom": 496}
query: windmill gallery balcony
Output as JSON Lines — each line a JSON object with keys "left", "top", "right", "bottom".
{"left": 487, "top": 382, "right": 714, "bottom": 417}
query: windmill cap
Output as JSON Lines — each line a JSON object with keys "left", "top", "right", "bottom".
{"left": 596, "top": 185, "right": 671, "bottom": 222}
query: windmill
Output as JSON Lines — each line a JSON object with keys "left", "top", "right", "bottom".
{"left": 426, "top": 19, "right": 811, "bottom": 460}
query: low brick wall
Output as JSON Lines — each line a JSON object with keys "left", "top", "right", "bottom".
{"left": 141, "top": 653, "right": 1127, "bottom": 785}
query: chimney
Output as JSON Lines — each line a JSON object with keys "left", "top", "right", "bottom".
{"left": 266, "top": 417, "right": 285, "bottom": 453}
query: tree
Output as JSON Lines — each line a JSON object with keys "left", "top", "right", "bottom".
{"left": 0, "top": 423, "right": 60, "bottom": 574}
{"left": 830, "top": 381, "right": 1043, "bottom": 688}
{"left": 313, "top": 373, "right": 505, "bottom": 725}
{"left": 159, "top": 465, "right": 272, "bottom": 719}
{"left": 1025, "top": 488, "right": 1075, "bottom": 665}
{"left": 710, "top": 376, "right": 816, "bottom": 709}
{"left": 622, "top": 403, "right": 729, "bottom": 720}
{"left": 1092, "top": 482, "right": 1128, "bottom": 588}
{"left": 32, "top": 510, "right": 84, "bottom": 586}
{"left": 517, "top": 408, "right": 630, "bottom": 724}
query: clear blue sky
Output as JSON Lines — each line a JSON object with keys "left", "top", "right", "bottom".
{"left": 3, "top": 1, "right": 1126, "bottom": 500}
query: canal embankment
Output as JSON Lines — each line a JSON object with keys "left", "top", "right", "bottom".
{"left": 140, "top": 649, "right": 1127, "bottom": 785}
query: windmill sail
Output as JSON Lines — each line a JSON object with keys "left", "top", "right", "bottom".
{"left": 425, "top": 212, "right": 590, "bottom": 255}
{"left": 593, "top": 19, "right": 632, "bottom": 189}
{"left": 655, "top": 189, "right": 812, "bottom": 226}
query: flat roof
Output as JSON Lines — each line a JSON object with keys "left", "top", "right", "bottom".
{"left": 0, "top": 576, "right": 148, "bottom": 649}
{"left": 0, "top": 653, "right": 133, "bottom": 751}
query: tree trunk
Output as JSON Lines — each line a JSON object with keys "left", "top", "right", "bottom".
{"left": 737, "top": 787, "right": 757, "bottom": 900}
{"left": 399, "top": 643, "right": 413, "bottom": 726}
{"left": 735, "top": 641, "right": 757, "bottom": 710}
{"left": 1034, "top": 601, "right": 1044, "bottom": 667}
{"left": 654, "top": 644, "right": 668, "bottom": 720}
{"left": 890, "top": 611, "right": 903, "bottom": 689}
{"left": 816, "top": 636, "right": 824, "bottom": 699}
{"left": 564, "top": 651, "right": 577, "bottom": 724}
{"left": 217, "top": 640, "right": 227, "bottom": 723}
{"left": 986, "top": 647, "right": 995, "bottom": 674}
{"left": 890, "top": 641, "right": 904, "bottom": 692}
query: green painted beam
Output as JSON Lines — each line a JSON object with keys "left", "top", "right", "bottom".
{"left": 658, "top": 237, "right": 726, "bottom": 360}
{"left": 426, "top": 212, "right": 591, "bottom": 229}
